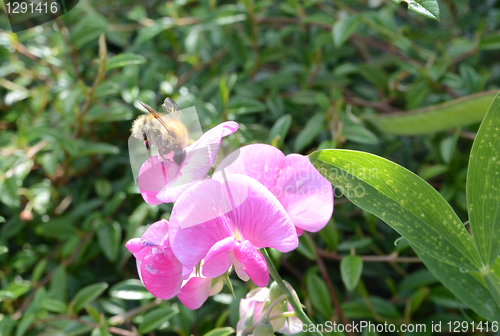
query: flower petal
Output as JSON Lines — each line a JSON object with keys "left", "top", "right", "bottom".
{"left": 213, "top": 144, "right": 285, "bottom": 191}
{"left": 233, "top": 241, "right": 269, "bottom": 287}
{"left": 140, "top": 247, "right": 183, "bottom": 300}
{"left": 177, "top": 277, "right": 212, "bottom": 310}
{"left": 142, "top": 219, "right": 169, "bottom": 246}
{"left": 203, "top": 236, "right": 236, "bottom": 278}
{"left": 157, "top": 121, "right": 239, "bottom": 203}
{"left": 169, "top": 175, "right": 297, "bottom": 270}
{"left": 138, "top": 156, "right": 179, "bottom": 205}
{"left": 275, "top": 154, "right": 333, "bottom": 232}
{"left": 214, "top": 144, "right": 333, "bottom": 233}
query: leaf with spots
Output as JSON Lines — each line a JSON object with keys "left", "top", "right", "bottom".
{"left": 412, "top": 243, "right": 500, "bottom": 321}
{"left": 309, "top": 150, "right": 482, "bottom": 271}
{"left": 467, "top": 90, "right": 500, "bottom": 267}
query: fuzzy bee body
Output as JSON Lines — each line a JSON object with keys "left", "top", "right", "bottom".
{"left": 131, "top": 98, "right": 189, "bottom": 165}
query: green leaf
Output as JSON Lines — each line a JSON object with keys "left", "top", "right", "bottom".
{"left": 294, "top": 113, "right": 325, "bottom": 153}
{"left": 203, "top": 327, "right": 235, "bottom": 336}
{"left": 71, "top": 282, "right": 109, "bottom": 313}
{"left": 309, "top": 149, "right": 482, "bottom": 271}
{"left": 319, "top": 219, "right": 339, "bottom": 251}
{"left": 342, "top": 296, "right": 401, "bottom": 319}
{"left": 16, "top": 313, "right": 36, "bottom": 336}
{"left": 109, "top": 279, "right": 154, "bottom": 300}
{"left": 332, "top": 15, "right": 361, "bottom": 48}
{"left": 340, "top": 256, "right": 363, "bottom": 292}
{"left": 138, "top": 307, "right": 179, "bottom": 334}
{"left": 484, "top": 272, "right": 500, "bottom": 310}
{"left": 366, "top": 90, "right": 498, "bottom": 135}
{"left": 296, "top": 235, "right": 317, "bottom": 261}
{"left": 105, "top": 53, "right": 146, "bottom": 70}
{"left": 413, "top": 244, "right": 500, "bottom": 321}
{"left": 78, "top": 143, "right": 120, "bottom": 156}
{"left": 97, "top": 222, "right": 121, "bottom": 262}
{"left": 467, "top": 91, "right": 500, "bottom": 267}
{"left": 392, "top": 0, "right": 440, "bottom": 20}
{"left": 41, "top": 298, "right": 68, "bottom": 313}
{"left": 268, "top": 114, "right": 292, "bottom": 148}
{"left": 0, "top": 245, "right": 8, "bottom": 257}
{"left": 305, "top": 272, "right": 332, "bottom": 318}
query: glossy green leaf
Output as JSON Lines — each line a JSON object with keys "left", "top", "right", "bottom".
{"left": 97, "top": 222, "right": 121, "bottom": 262}
{"left": 319, "top": 219, "right": 339, "bottom": 251}
{"left": 413, "top": 244, "right": 500, "bottom": 321}
{"left": 391, "top": 0, "right": 440, "bottom": 20}
{"left": 297, "top": 235, "right": 317, "bottom": 261}
{"left": 340, "top": 256, "right": 363, "bottom": 292}
{"left": 309, "top": 149, "right": 482, "bottom": 271}
{"left": 332, "top": 15, "right": 361, "bottom": 48}
{"left": 109, "top": 279, "right": 154, "bottom": 300}
{"left": 203, "top": 327, "right": 235, "bottom": 336}
{"left": 138, "top": 307, "right": 179, "bottom": 334}
{"left": 71, "top": 282, "right": 109, "bottom": 313}
{"left": 105, "top": 53, "right": 146, "bottom": 71}
{"left": 294, "top": 113, "right": 325, "bottom": 153}
{"left": 305, "top": 273, "right": 333, "bottom": 318}
{"left": 467, "top": 91, "right": 500, "bottom": 267}
{"left": 268, "top": 114, "right": 292, "bottom": 148}
{"left": 365, "top": 90, "right": 498, "bottom": 135}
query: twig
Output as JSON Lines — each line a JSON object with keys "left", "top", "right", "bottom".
{"left": 109, "top": 299, "right": 161, "bottom": 325}
{"left": 309, "top": 237, "right": 354, "bottom": 336}
{"left": 343, "top": 88, "right": 400, "bottom": 113}
{"left": 318, "top": 250, "right": 422, "bottom": 263}
{"left": 175, "top": 48, "right": 229, "bottom": 88}
{"left": 12, "top": 231, "right": 94, "bottom": 320}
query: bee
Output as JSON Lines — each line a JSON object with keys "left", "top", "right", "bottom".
{"left": 131, "top": 97, "right": 189, "bottom": 166}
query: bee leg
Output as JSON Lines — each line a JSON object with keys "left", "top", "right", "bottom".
{"left": 173, "top": 149, "right": 186, "bottom": 166}
{"left": 143, "top": 131, "right": 151, "bottom": 160}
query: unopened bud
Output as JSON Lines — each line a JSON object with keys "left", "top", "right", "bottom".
{"left": 253, "top": 317, "right": 275, "bottom": 336}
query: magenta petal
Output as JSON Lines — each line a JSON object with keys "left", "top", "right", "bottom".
{"left": 228, "top": 175, "right": 298, "bottom": 252}
{"left": 138, "top": 156, "right": 179, "bottom": 205}
{"left": 275, "top": 154, "right": 333, "bottom": 232}
{"left": 140, "top": 248, "right": 183, "bottom": 300}
{"left": 125, "top": 238, "right": 147, "bottom": 254}
{"left": 203, "top": 237, "right": 236, "bottom": 278}
{"left": 177, "top": 277, "right": 212, "bottom": 310}
{"left": 233, "top": 241, "right": 269, "bottom": 287}
{"left": 156, "top": 121, "right": 239, "bottom": 203}
{"left": 142, "top": 219, "right": 169, "bottom": 246}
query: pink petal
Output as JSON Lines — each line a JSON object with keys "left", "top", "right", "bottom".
{"left": 233, "top": 241, "right": 269, "bottom": 287}
{"left": 177, "top": 277, "right": 212, "bottom": 310}
{"left": 169, "top": 175, "right": 297, "bottom": 270}
{"left": 140, "top": 247, "right": 183, "bottom": 299}
{"left": 275, "top": 154, "right": 333, "bottom": 232}
{"left": 214, "top": 144, "right": 333, "bottom": 233}
{"left": 213, "top": 144, "right": 285, "bottom": 191}
{"left": 228, "top": 175, "right": 298, "bottom": 252}
{"left": 203, "top": 237, "right": 236, "bottom": 278}
{"left": 157, "top": 121, "right": 239, "bottom": 203}
{"left": 138, "top": 156, "right": 179, "bottom": 205}
{"left": 142, "top": 219, "right": 169, "bottom": 246}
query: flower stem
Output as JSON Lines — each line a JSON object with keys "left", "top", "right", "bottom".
{"left": 262, "top": 248, "right": 323, "bottom": 336}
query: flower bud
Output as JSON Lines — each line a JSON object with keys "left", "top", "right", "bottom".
{"left": 253, "top": 317, "right": 275, "bottom": 336}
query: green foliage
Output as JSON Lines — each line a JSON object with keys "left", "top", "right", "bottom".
{"left": 2, "top": 0, "right": 500, "bottom": 334}
{"left": 340, "top": 255, "right": 363, "bottom": 292}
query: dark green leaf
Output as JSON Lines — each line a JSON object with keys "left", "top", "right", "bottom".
{"left": 71, "top": 283, "right": 109, "bottom": 313}
{"left": 340, "top": 255, "right": 363, "bottom": 292}
{"left": 138, "top": 307, "right": 179, "bottom": 334}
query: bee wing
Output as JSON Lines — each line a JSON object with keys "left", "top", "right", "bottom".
{"left": 138, "top": 101, "right": 174, "bottom": 136}
{"left": 162, "top": 97, "right": 181, "bottom": 121}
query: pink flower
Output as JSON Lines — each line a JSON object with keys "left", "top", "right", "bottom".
{"left": 213, "top": 144, "right": 333, "bottom": 235}
{"left": 138, "top": 121, "right": 239, "bottom": 205}
{"left": 126, "top": 220, "right": 223, "bottom": 309}
{"left": 168, "top": 174, "right": 298, "bottom": 287}
{"left": 237, "top": 286, "right": 302, "bottom": 335}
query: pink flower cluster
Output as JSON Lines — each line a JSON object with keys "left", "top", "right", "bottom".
{"left": 126, "top": 121, "right": 333, "bottom": 310}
